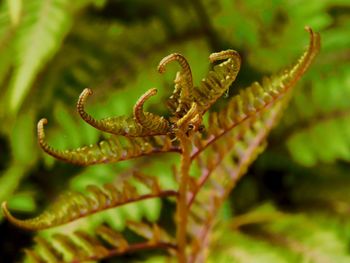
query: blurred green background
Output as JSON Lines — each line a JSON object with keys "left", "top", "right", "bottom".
{"left": 0, "top": 0, "right": 349, "bottom": 262}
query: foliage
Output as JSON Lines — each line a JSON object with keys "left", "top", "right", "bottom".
{"left": 0, "top": 0, "right": 349, "bottom": 262}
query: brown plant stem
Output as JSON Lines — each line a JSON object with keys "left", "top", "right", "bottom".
{"left": 176, "top": 131, "right": 192, "bottom": 263}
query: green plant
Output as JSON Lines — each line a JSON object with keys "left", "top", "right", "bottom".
{"left": 2, "top": 27, "right": 320, "bottom": 263}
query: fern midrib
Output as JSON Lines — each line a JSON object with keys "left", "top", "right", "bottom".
{"left": 176, "top": 131, "right": 192, "bottom": 263}
{"left": 187, "top": 128, "right": 244, "bottom": 207}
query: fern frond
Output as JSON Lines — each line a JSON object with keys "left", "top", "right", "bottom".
{"left": 7, "top": 0, "right": 22, "bottom": 26}
{"left": 1, "top": 175, "right": 177, "bottom": 230}
{"left": 37, "top": 118, "right": 180, "bottom": 165}
{"left": 192, "top": 27, "right": 320, "bottom": 159}
{"left": 188, "top": 25, "right": 320, "bottom": 218}
{"left": 8, "top": 0, "right": 74, "bottom": 114}
{"left": 158, "top": 53, "right": 194, "bottom": 117}
{"left": 189, "top": 101, "right": 282, "bottom": 209}
{"left": 188, "top": 104, "right": 282, "bottom": 262}
{"left": 133, "top": 88, "right": 170, "bottom": 134}
{"left": 208, "top": 204, "right": 350, "bottom": 263}
{"left": 284, "top": 63, "right": 350, "bottom": 166}
{"left": 78, "top": 88, "right": 170, "bottom": 137}
{"left": 187, "top": 27, "right": 321, "bottom": 261}
{"left": 193, "top": 49, "right": 241, "bottom": 114}
{"left": 157, "top": 49, "right": 240, "bottom": 120}
{"left": 25, "top": 223, "right": 176, "bottom": 263}
{"left": 256, "top": 212, "right": 350, "bottom": 263}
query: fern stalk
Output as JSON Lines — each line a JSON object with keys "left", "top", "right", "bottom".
{"left": 176, "top": 131, "right": 193, "bottom": 263}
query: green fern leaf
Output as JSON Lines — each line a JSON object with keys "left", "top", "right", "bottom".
{"left": 1, "top": 173, "right": 177, "bottom": 230}
{"left": 208, "top": 204, "right": 350, "bottom": 263}
{"left": 25, "top": 223, "right": 176, "bottom": 262}
{"left": 7, "top": 0, "right": 22, "bottom": 26}
{"left": 260, "top": 213, "right": 350, "bottom": 263}
{"left": 0, "top": 2, "right": 16, "bottom": 96}
{"left": 285, "top": 63, "right": 350, "bottom": 166}
{"left": 8, "top": 0, "right": 78, "bottom": 114}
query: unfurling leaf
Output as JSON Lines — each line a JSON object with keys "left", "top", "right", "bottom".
{"left": 37, "top": 118, "right": 180, "bottom": 165}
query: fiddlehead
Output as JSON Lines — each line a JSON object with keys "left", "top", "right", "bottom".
{"left": 158, "top": 53, "right": 194, "bottom": 117}
{"left": 77, "top": 88, "right": 165, "bottom": 137}
{"left": 133, "top": 88, "right": 170, "bottom": 134}
{"left": 193, "top": 49, "right": 241, "bottom": 114}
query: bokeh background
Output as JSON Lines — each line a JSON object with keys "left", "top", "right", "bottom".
{"left": 0, "top": 0, "right": 349, "bottom": 262}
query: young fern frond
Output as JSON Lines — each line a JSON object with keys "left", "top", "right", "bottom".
{"left": 133, "top": 88, "right": 170, "bottom": 133}
{"left": 186, "top": 27, "right": 320, "bottom": 262}
{"left": 78, "top": 88, "right": 169, "bottom": 137}
{"left": 37, "top": 118, "right": 180, "bottom": 165}
{"left": 1, "top": 173, "right": 177, "bottom": 231}
{"left": 193, "top": 49, "right": 241, "bottom": 114}
{"left": 158, "top": 53, "right": 194, "bottom": 117}
{"left": 33, "top": 45, "right": 243, "bottom": 167}
{"left": 24, "top": 223, "right": 176, "bottom": 263}
{"left": 192, "top": 27, "right": 320, "bottom": 159}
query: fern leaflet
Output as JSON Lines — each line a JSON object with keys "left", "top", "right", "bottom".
{"left": 24, "top": 223, "right": 176, "bottom": 263}
{"left": 2, "top": 173, "right": 177, "bottom": 230}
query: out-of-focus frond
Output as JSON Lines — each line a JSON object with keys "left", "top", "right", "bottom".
{"left": 285, "top": 63, "right": 350, "bottom": 166}
{"left": 8, "top": 0, "right": 73, "bottom": 114}
{"left": 25, "top": 222, "right": 176, "bottom": 263}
